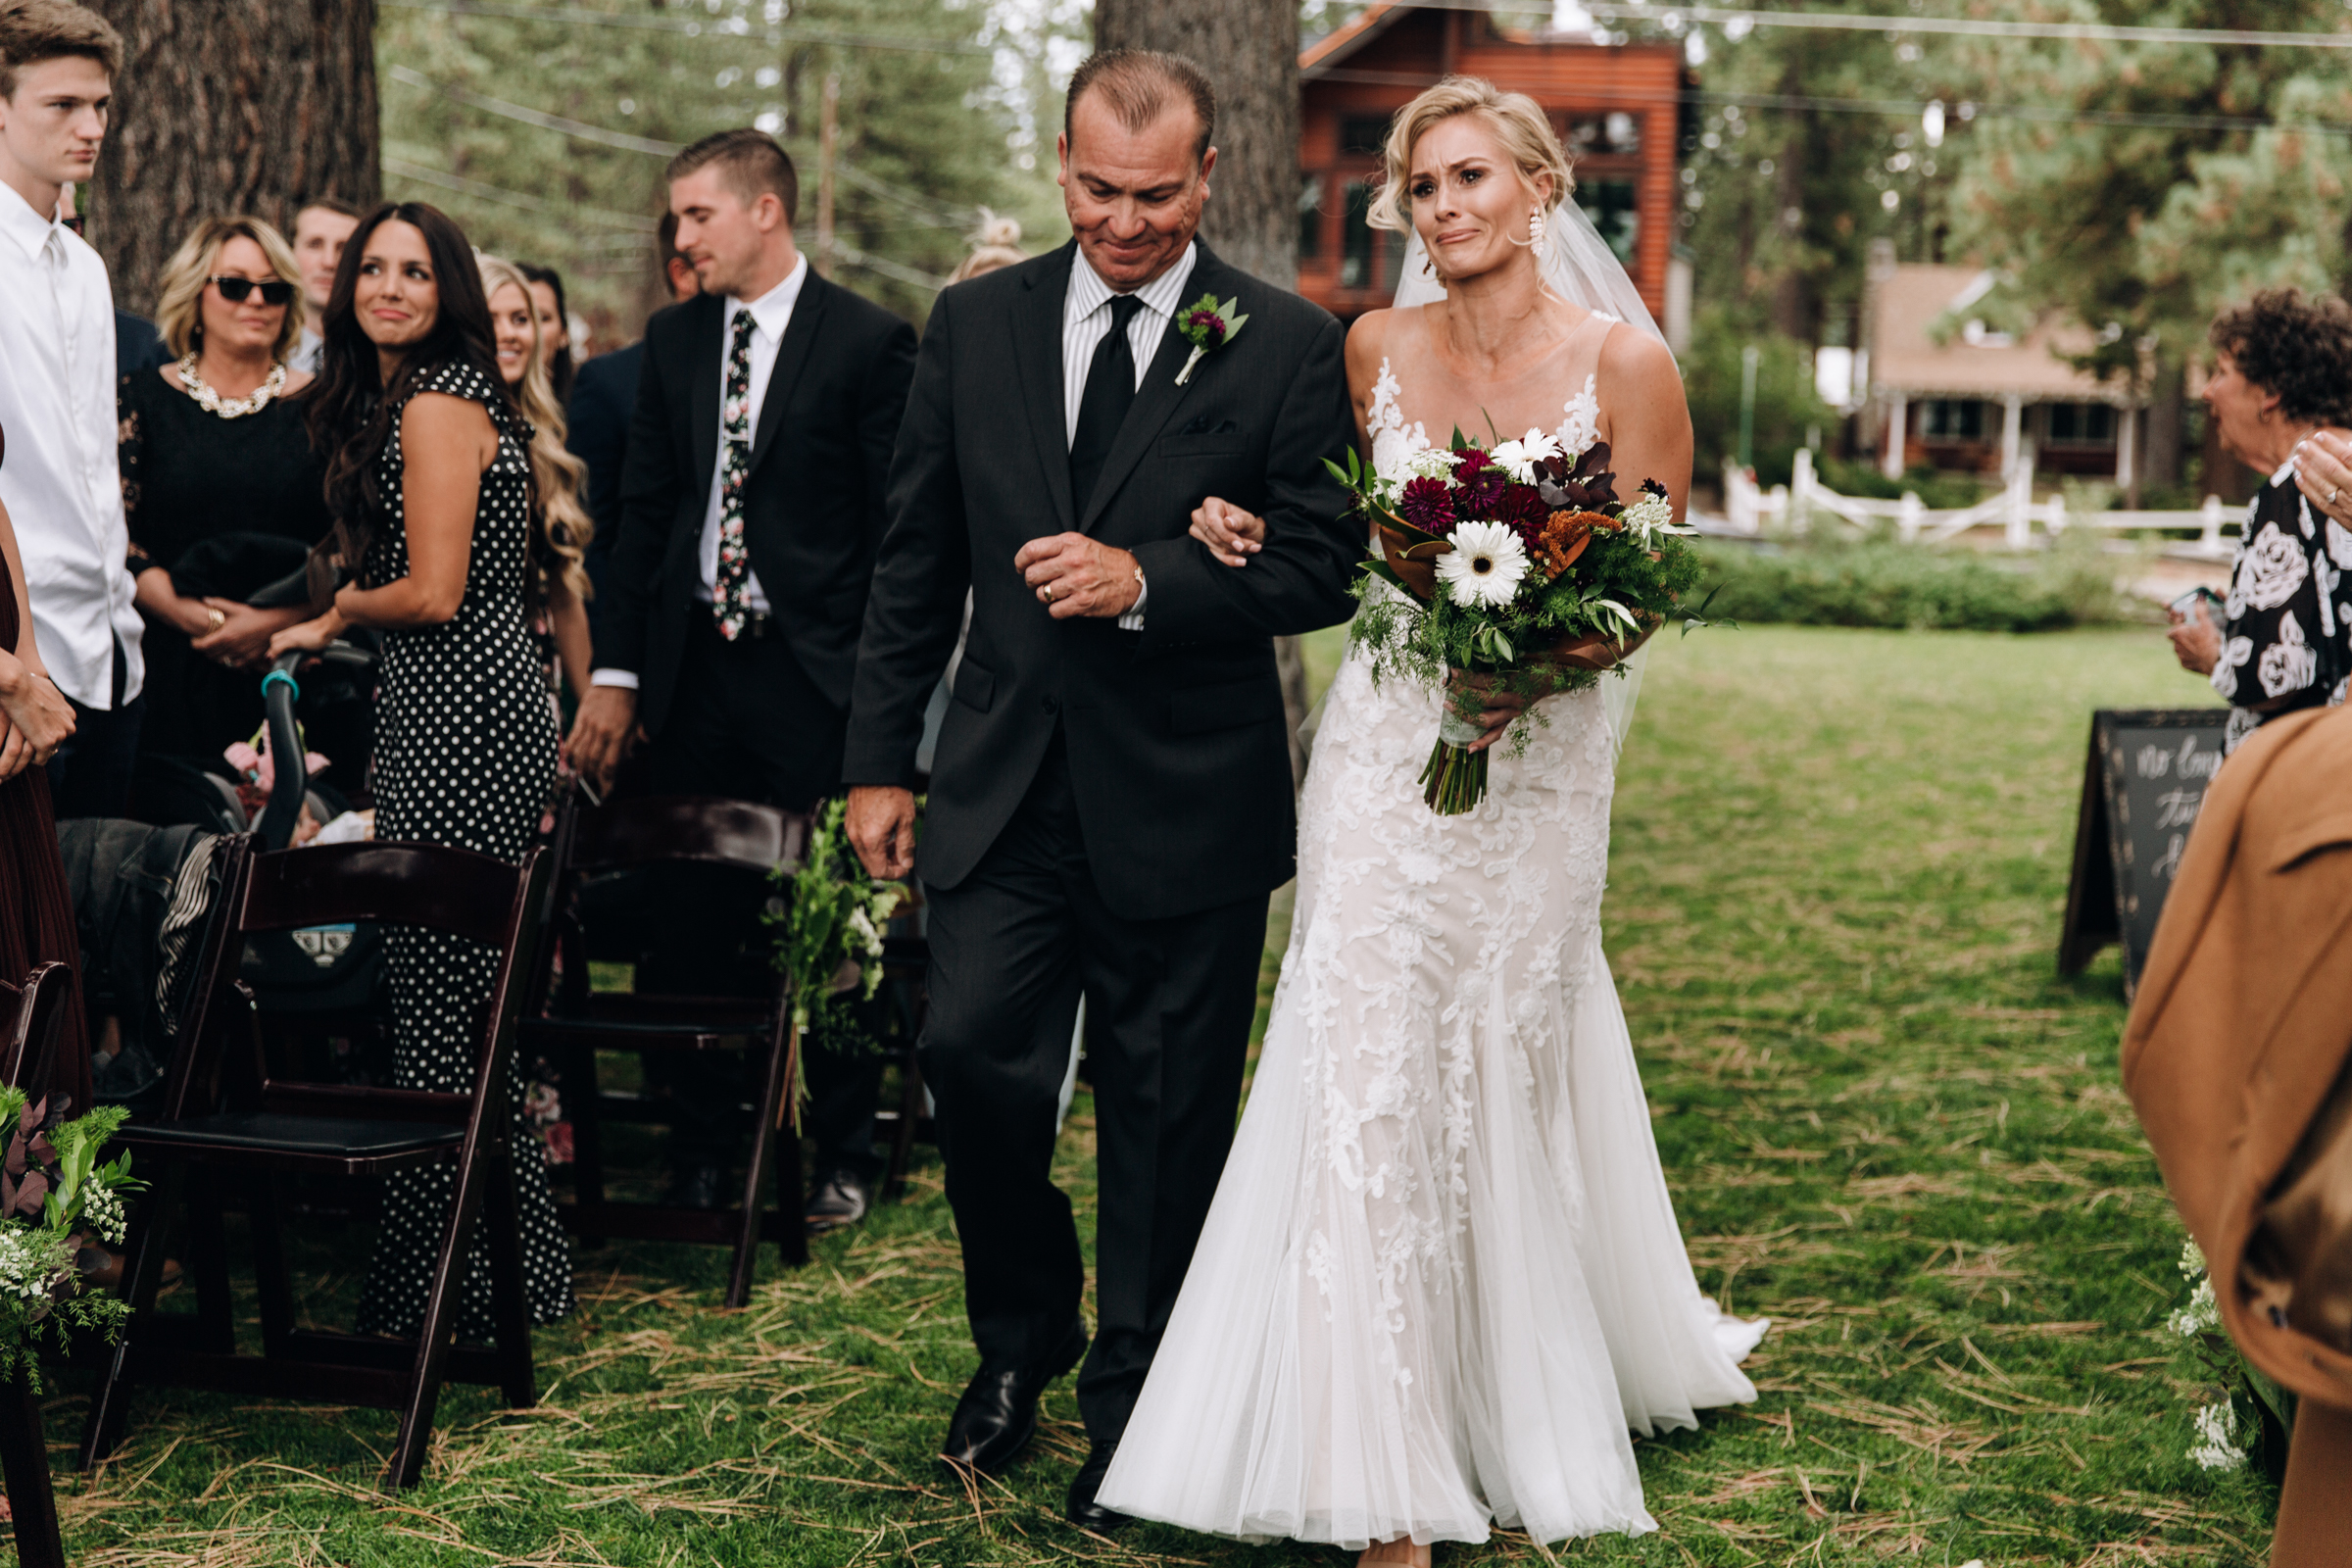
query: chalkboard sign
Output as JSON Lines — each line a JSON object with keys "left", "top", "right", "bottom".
{"left": 2059, "top": 708, "right": 2231, "bottom": 996}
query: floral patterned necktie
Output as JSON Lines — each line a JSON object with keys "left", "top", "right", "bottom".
{"left": 712, "top": 308, "right": 758, "bottom": 639}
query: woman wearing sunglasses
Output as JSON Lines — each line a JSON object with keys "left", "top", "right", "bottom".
{"left": 118, "top": 215, "right": 331, "bottom": 771}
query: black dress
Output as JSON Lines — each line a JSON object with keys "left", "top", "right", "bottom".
{"left": 118, "top": 370, "right": 331, "bottom": 762}
{"left": 352, "top": 359, "right": 571, "bottom": 1340}
{"left": 2211, "top": 459, "right": 2352, "bottom": 754}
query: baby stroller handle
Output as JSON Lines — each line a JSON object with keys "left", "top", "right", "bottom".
{"left": 255, "top": 644, "right": 373, "bottom": 851}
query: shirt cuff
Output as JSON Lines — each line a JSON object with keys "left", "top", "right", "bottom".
{"left": 1116, "top": 570, "right": 1147, "bottom": 632}
{"left": 590, "top": 667, "right": 639, "bottom": 690}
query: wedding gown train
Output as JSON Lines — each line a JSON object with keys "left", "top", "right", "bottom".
{"left": 1097, "top": 358, "right": 1764, "bottom": 1548}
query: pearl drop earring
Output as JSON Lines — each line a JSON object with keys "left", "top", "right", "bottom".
{"left": 1529, "top": 203, "right": 1547, "bottom": 260}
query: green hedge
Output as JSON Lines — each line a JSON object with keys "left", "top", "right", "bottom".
{"left": 1693, "top": 537, "right": 2136, "bottom": 633}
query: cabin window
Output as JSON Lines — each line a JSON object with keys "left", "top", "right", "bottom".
{"left": 1575, "top": 180, "right": 1639, "bottom": 265}
{"left": 1341, "top": 115, "right": 1391, "bottom": 156}
{"left": 2045, "top": 403, "right": 2115, "bottom": 446}
{"left": 1299, "top": 173, "right": 1325, "bottom": 262}
{"left": 1920, "top": 399, "right": 1986, "bottom": 441}
{"left": 1339, "top": 179, "right": 1401, "bottom": 290}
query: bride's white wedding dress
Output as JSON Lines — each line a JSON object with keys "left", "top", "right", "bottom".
{"left": 1097, "top": 351, "right": 1765, "bottom": 1548}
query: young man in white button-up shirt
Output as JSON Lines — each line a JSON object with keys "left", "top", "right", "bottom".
{"left": 0, "top": 2, "right": 144, "bottom": 817}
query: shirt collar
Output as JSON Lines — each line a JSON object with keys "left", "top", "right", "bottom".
{"left": 0, "top": 179, "right": 62, "bottom": 265}
{"left": 1066, "top": 240, "right": 1199, "bottom": 325}
{"left": 727, "top": 252, "right": 809, "bottom": 340}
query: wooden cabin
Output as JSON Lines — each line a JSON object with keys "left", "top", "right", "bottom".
{"left": 1298, "top": 3, "right": 1687, "bottom": 330}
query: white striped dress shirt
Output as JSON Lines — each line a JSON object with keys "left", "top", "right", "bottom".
{"left": 1060, "top": 242, "right": 1196, "bottom": 628}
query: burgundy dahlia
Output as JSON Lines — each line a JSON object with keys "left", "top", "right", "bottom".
{"left": 1450, "top": 448, "right": 1507, "bottom": 516}
{"left": 1494, "top": 481, "right": 1550, "bottom": 549}
{"left": 1397, "top": 475, "right": 1456, "bottom": 533}
{"left": 1184, "top": 309, "right": 1227, "bottom": 343}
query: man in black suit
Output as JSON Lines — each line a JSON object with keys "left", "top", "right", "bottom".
{"left": 565, "top": 211, "right": 700, "bottom": 643}
{"left": 569, "top": 128, "right": 917, "bottom": 1228}
{"left": 843, "top": 50, "right": 1359, "bottom": 1529}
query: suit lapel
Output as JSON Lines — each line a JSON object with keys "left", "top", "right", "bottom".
{"left": 746, "top": 270, "right": 830, "bottom": 479}
{"left": 1075, "top": 243, "right": 1225, "bottom": 535}
{"left": 685, "top": 293, "right": 725, "bottom": 508}
{"left": 1010, "top": 244, "right": 1077, "bottom": 534}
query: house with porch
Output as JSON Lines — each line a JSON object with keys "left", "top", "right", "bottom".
{"left": 1866, "top": 252, "right": 2145, "bottom": 486}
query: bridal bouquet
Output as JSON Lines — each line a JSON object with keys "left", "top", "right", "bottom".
{"left": 1333, "top": 430, "right": 1703, "bottom": 813}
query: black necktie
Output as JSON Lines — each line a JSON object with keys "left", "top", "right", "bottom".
{"left": 1070, "top": 293, "right": 1144, "bottom": 516}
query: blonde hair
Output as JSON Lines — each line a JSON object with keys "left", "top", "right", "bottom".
{"left": 479, "top": 254, "right": 594, "bottom": 601}
{"left": 948, "top": 209, "right": 1026, "bottom": 283}
{"left": 153, "top": 216, "right": 304, "bottom": 363}
{"left": 1367, "top": 76, "right": 1575, "bottom": 235}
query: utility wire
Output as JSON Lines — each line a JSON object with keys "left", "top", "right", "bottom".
{"left": 383, "top": 155, "right": 657, "bottom": 228}
{"left": 380, "top": 0, "right": 994, "bottom": 56}
{"left": 1306, "top": 67, "right": 2352, "bottom": 140}
{"left": 386, "top": 63, "right": 683, "bottom": 154}
{"left": 1567, "top": 1, "right": 2352, "bottom": 51}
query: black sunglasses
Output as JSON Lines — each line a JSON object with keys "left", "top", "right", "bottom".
{"left": 209, "top": 274, "right": 296, "bottom": 307}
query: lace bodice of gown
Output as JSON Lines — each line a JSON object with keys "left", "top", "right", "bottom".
{"left": 1098, "top": 352, "right": 1761, "bottom": 1550}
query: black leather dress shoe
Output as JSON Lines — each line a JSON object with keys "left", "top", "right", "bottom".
{"left": 803, "top": 1167, "right": 871, "bottom": 1235}
{"left": 1065, "top": 1440, "right": 1131, "bottom": 1533}
{"left": 940, "top": 1319, "right": 1087, "bottom": 1475}
{"left": 665, "top": 1162, "right": 726, "bottom": 1211}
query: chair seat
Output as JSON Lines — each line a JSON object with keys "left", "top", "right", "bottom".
{"left": 522, "top": 1015, "right": 769, "bottom": 1052}
{"left": 121, "top": 1113, "right": 465, "bottom": 1160}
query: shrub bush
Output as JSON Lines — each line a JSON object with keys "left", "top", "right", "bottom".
{"left": 1693, "top": 535, "right": 2136, "bottom": 633}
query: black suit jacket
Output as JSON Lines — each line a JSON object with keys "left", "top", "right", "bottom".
{"left": 844, "top": 240, "right": 1360, "bottom": 921}
{"left": 601, "top": 272, "right": 917, "bottom": 734}
{"left": 564, "top": 341, "right": 641, "bottom": 633}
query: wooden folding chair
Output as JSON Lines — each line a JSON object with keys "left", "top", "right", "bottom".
{"left": 521, "top": 796, "right": 809, "bottom": 1307}
{"left": 80, "top": 838, "right": 553, "bottom": 1490}
{"left": 0, "top": 960, "right": 76, "bottom": 1568}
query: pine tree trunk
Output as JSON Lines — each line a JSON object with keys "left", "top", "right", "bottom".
{"left": 1094, "top": 0, "right": 1298, "bottom": 289}
{"left": 1095, "top": 0, "right": 1315, "bottom": 784}
{"left": 80, "top": 0, "right": 380, "bottom": 316}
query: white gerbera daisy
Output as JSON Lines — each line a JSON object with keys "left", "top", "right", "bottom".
{"left": 1438, "top": 521, "right": 1530, "bottom": 609}
{"left": 1488, "top": 428, "right": 1562, "bottom": 483}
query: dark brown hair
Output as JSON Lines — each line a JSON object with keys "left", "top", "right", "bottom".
{"left": 1064, "top": 49, "right": 1215, "bottom": 165}
{"left": 2211, "top": 290, "right": 2352, "bottom": 425}
{"left": 293, "top": 195, "right": 362, "bottom": 223}
{"left": 665, "top": 127, "right": 798, "bottom": 227}
{"left": 305, "top": 202, "right": 517, "bottom": 600}
{"left": 0, "top": 0, "right": 121, "bottom": 97}
{"left": 516, "top": 261, "right": 573, "bottom": 404}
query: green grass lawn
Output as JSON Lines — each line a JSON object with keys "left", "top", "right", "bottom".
{"left": 48, "top": 626, "right": 2275, "bottom": 1566}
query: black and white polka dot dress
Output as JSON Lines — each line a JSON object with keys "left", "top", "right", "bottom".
{"left": 353, "top": 358, "right": 572, "bottom": 1342}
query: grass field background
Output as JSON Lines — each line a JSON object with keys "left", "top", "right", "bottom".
{"left": 43, "top": 624, "right": 2277, "bottom": 1566}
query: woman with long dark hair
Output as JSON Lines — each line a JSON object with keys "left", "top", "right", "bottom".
{"left": 515, "top": 262, "right": 575, "bottom": 405}
{"left": 270, "top": 202, "right": 572, "bottom": 1340}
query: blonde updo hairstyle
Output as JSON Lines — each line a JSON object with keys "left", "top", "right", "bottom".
{"left": 949, "top": 208, "right": 1027, "bottom": 283}
{"left": 152, "top": 216, "right": 305, "bottom": 363}
{"left": 1366, "top": 75, "right": 1576, "bottom": 241}
{"left": 478, "top": 253, "right": 594, "bottom": 602}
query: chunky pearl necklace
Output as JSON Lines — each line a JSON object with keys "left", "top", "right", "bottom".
{"left": 175, "top": 353, "right": 287, "bottom": 419}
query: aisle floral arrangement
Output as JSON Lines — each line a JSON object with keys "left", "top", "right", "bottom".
{"left": 0, "top": 1088, "right": 143, "bottom": 1389}
{"left": 767, "top": 799, "right": 911, "bottom": 1124}
{"left": 1333, "top": 430, "right": 1706, "bottom": 812}
{"left": 2169, "top": 1236, "right": 2294, "bottom": 1482}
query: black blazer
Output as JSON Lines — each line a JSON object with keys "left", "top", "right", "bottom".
{"left": 600, "top": 271, "right": 918, "bottom": 734}
{"left": 844, "top": 240, "right": 1361, "bottom": 921}
{"left": 564, "top": 340, "right": 640, "bottom": 634}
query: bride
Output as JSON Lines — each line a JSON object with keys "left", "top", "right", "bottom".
{"left": 1095, "top": 78, "right": 1764, "bottom": 1561}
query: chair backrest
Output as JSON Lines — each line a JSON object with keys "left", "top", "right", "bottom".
{"left": 154, "top": 838, "right": 551, "bottom": 1128}
{"left": 567, "top": 797, "right": 808, "bottom": 878}
{"left": 0, "top": 962, "right": 75, "bottom": 1098}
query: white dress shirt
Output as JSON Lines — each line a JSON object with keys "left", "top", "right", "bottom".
{"left": 291, "top": 325, "right": 322, "bottom": 375}
{"left": 592, "top": 254, "right": 808, "bottom": 691}
{"left": 0, "top": 179, "right": 143, "bottom": 709}
{"left": 1061, "top": 243, "right": 1196, "bottom": 630}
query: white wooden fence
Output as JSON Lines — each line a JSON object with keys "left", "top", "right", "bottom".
{"left": 1714, "top": 451, "right": 2233, "bottom": 556}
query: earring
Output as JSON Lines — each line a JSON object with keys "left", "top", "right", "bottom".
{"left": 1421, "top": 248, "right": 1436, "bottom": 277}
{"left": 1529, "top": 203, "right": 1547, "bottom": 260}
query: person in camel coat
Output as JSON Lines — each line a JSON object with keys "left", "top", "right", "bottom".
{"left": 2124, "top": 702, "right": 2352, "bottom": 1567}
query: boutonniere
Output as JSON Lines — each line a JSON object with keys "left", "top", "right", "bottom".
{"left": 1174, "top": 293, "right": 1248, "bottom": 386}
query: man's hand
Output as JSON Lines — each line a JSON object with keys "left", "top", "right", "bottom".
{"left": 2168, "top": 608, "right": 2221, "bottom": 677}
{"left": 1190, "top": 497, "right": 1265, "bottom": 567}
{"left": 565, "top": 684, "right": 643, "bottom": 793}
{"left": 1015, "top": 533, "right": 1142, "bottom": 619}
{"left": 847, "top": 784, "right": 916, "bottom": 881}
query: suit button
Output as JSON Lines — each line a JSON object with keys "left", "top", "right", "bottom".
{"left": 1041, "top": 695, "right": 1059, "bottom": 714}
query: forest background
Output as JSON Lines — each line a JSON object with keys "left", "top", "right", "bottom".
{"left": 74, "top": 1, "right": 2352, "bottom": 510}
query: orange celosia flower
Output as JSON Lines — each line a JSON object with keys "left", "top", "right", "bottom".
{"left": 1538, "top": 510, "right": 1615, "bottom": 578}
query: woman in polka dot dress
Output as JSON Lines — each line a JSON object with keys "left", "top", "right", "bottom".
{"left": 272, "top": 202, "right": 572, "bottom": 1340}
